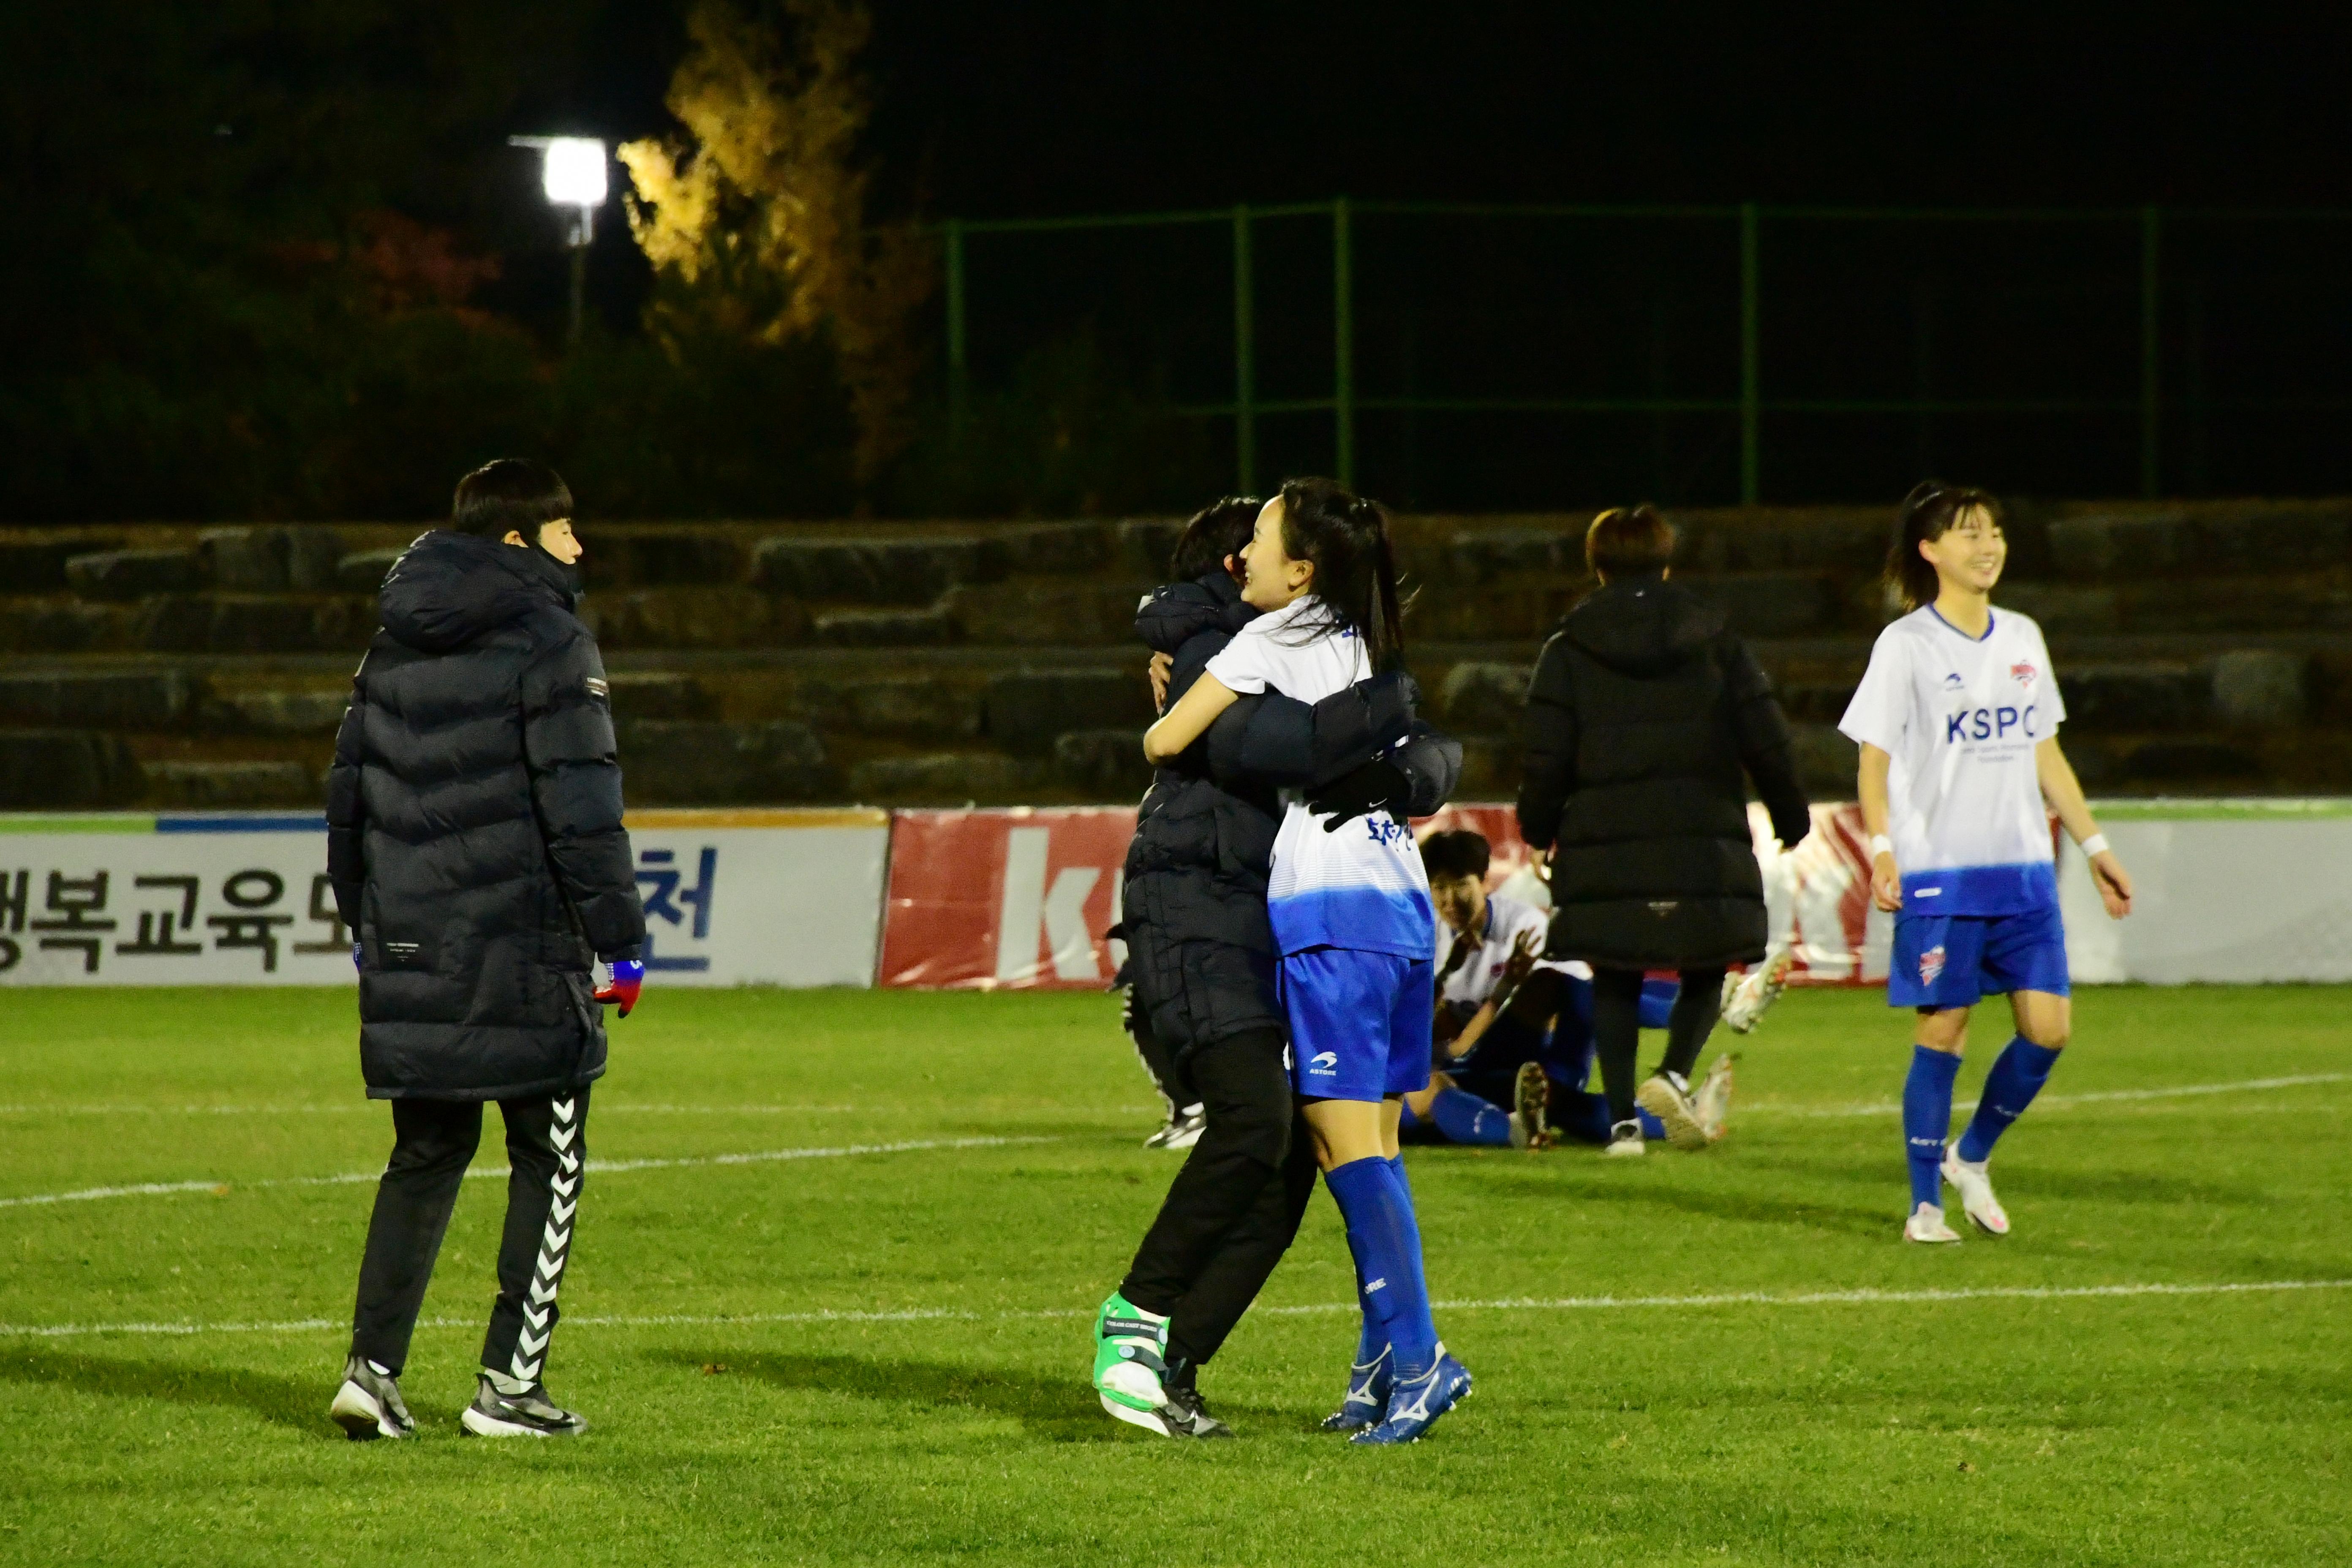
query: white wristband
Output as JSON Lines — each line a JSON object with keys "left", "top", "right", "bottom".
{"left": 1869, "top": 835, "right": 1893, "bottom": 858}
{"left": 2079, "top": 833, "right": 2110, "bottom": 858}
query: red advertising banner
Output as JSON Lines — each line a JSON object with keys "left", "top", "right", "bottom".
{"left": 877, "top": 807, "right": 1137, "bottom": 989}
{"left": 877, "top": 801, "right": 1890, "bottom": 991}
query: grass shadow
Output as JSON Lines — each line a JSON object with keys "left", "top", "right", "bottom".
{"left": 0, "top": 1345, "right": 325, "bottom": 1435}
{"left": 644, "top": 1347, "right": 1290, "bottom": 1443}
{"left": 1450, "top": 1163, "right": 1894, "bottom": 1239}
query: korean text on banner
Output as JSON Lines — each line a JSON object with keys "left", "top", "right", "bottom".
{"left": 877, "top": 807, "right": 1135, "bottom": 989}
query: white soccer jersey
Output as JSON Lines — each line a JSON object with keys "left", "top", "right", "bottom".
{"left": 1838, "top": 604, "right": 2066, "bottom": 915}
{"left": 1205, "top": 596, "right": 1434, "bottom": 958}
{"left": 1434, "top": 892, "right": 1587, "bottom": 1014}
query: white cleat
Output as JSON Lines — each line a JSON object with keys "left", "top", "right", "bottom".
{"left": 1903, "top": 1202, "right": 1963, "bottom": 1244}
{"left": 1941, "top": 1149, "right": 2010, "bottom": 1236}
{"left": 1603, "top": 1119, "right": 1647, "bottom": 1157}
{"left": 1720, "top": 946, "right": 1794, "bottom": 1034}
{"left": 1693, "top": 1054, "right": 1737, "bottom": 1143}
{"left": 1635, "top": 1070, "right": 1710, "bottom": 1152}
{"left": 1144, "top": 1105, "right": 1206, "bottom": 1151}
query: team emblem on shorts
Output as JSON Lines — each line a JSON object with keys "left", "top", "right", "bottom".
{"left": 2010, "top": 660, "right": 2037, "bottom": 686}
{"left": 1309, "top": 1051, "right": 1339, "bottom": 1073}
{"left": 1918, "top": 945, "right": 1947, "bottom": 986}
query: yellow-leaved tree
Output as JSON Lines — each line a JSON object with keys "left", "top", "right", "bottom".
{"left": 618, "top": 0, "right": 932, "bottom": 490}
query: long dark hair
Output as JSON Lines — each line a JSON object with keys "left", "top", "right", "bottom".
{"left": 1888, "top": 480, "right": 2004, "bottom": 611}
{"left": 1273, "top": 475, "right": 1407, "bottom": 671}
{"left": 1168, "top": 495, "right": 1260, "bottom": 582}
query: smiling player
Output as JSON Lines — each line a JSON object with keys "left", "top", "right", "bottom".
{"left": 1838, "top": 483, "right": 2134, "bottom": 1243}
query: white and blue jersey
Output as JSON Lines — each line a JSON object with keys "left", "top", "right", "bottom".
{"left": 1206, "top": 596, "right": 1436, "bottom": 1099}
{"left": 1840, "top": 604, "right": 2071, "bottom": 1006}
{"left": 1838, "top": 604, "right": 2066, "bottom": 916}
{"left": 1204, "top": 596, "right": 1436, "bottom": 960}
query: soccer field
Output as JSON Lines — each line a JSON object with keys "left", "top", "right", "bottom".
{"left": 3, "top": 986, "right": 2347, "bottom": 1566}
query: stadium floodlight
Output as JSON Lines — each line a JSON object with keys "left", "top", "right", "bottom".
{"left": 508, "top": 135, "right": 608, "bottom": 347}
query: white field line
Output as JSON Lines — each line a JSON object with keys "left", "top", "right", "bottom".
{"left": 5, "top": 1277, "right": 2345, "bottom": 1342}
{"left": 0, "top": 1136, "right": 1055, "bottom": 1211}
{"left": 1741, "top": 1071, "right": 2352, "bottom": 1120}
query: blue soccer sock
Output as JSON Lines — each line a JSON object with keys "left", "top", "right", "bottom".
{"left": 1903, "top": 1045, "right": 1963, "bottom": 1209}
{"left": 1636, "top": 1108, "right": 1667, "bottom": 1141}
{"left": 1337, "top": 1202, "right": 1386, "bottom": 1368}
{"left": 1326, "top": 1155, "right": 1439, "bottom": 1380}
{"left": 1956, "top": 1036, "right": 2061, "bottom": 1163}
{"left": 1427, "top": 1086, "right": 1511, "bottom": 1146}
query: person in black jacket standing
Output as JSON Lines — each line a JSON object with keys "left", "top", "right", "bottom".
{"left": 1517, "top": 506, "right": 1810, "bottom": 1157}
{"left": 324, "top": 459, "right": 647, "bottom": 1441}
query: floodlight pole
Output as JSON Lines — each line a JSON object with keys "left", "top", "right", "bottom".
{"left": 566, "top": 207, "right": 593, "bottom": 350}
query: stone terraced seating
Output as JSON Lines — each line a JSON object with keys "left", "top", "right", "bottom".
{"left": 0, "top": 499, "right": 2345, "bottom": 809}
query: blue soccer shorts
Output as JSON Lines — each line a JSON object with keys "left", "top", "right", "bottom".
{"left": 1889, "top": 903, "right": 2070, "bottom": 1010}
{"left": 1278, "top": 946, "right": 1435, "bottom": 1102}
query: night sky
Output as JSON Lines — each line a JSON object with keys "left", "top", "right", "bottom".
{"left": 8, "top": 3, "right": 2350, "bottom": 515}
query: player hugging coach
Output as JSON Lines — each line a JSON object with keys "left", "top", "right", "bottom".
{"left": 325, "top": 459, "right": 647, "bottom": 1442}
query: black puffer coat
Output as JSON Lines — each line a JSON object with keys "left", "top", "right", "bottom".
{"left": 1122, "top": 572, "right": 1462, "bottom": 1055}
{"left": 327, "top": 531, "right": 646, "bottom": 1100}
{"left": 1516, "top": 577, "right": 1808, "bottom": 969}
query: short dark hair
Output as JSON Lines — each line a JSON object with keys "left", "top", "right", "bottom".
{"left": 1169, "top": 496, "right": 1260, "bottom": 582}
{"left": 1888, "top": 481, "right": 2004, "bottom": 611}
{"left": 1585, "top": 504, "right": 1676, "bottom": 578}
{"left": 452, "top": 459, "right": 573, "bottom": 540}
{"left": 1419, "top": 829, "right": 1490, "bottom": 882}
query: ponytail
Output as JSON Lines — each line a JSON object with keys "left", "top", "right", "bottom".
{"left": 1272, "top": 476, "right": 1410, "bottom": 670}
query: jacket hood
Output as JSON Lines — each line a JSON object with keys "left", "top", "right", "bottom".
{"left": 1135, "top": 570, "right": 1256, "bottom": 655}
{"left": 379, "top": 529, "right": 576, "bottom": 655}
{"left": 1559, "top": 578, "right": 1726, "bottom": 675}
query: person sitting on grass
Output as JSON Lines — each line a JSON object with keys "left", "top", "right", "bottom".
{"left": 1400, "top": 829, "right": 1731, "bottom": 1150}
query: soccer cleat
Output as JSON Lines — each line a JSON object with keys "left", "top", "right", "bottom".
{"left": 1603, "top": 1119, "right": 1647, "bottom": 1157}
{"left": 1693, "top": 1053, "right": 1737, "bottom": 1143}
{"left": 1145, "top": 1105, "right": 1207, "bottom": 1151}
{"left": 1093, "top": 1291, "right": 1172, "bottom": 1429}
{"left": 460, "top": 1373, "right": 588, "bottom": 1438}
{"left": 1941, "top": 1149, "right": 2011, "bottom": 1236}
{"left": 329, "top": 1354, "right": 416, "bottom": 1441}
{"left": 1636, "top": 1070, "right": 1710, "bottom": 1152}
{"left": 1903, "top": 1202, "right": 1963, "bottom": 1244}
{"left": 1720, "top": 945, "right": 1795, "bottom": 1034}
{"left": 1319, "top": 1345, "right": 1392, "bottom": 1433}
{"left": 1509, "top": 1061, "right": 1552, "bottom": 1150}
{"left": 1350, "top": 1347, "right": 1473, "bottom": 1445}
{"left": 1154, "top": 1380, "right": 1234, "bottom": 1439}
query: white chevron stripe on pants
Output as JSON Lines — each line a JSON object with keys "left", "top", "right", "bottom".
{"left": 508, "top": 1094, "right": 582, "bottom": 1384}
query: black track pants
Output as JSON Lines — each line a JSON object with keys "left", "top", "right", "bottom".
{"left": 348, "top": 1087, "right": 588, "bottom": 1382}
{"left": 1591, "top": 966, "right": 1728, "bottom": 1123}
{"left": 1124, "top": 990, "right": 1197, "bottom": 1117}
{"left": 1117, "top": 1027, "right": 1295, "bottom": 1352}
{"left": 1162, "top": 1106, "right": 1318, "bottom": 1370}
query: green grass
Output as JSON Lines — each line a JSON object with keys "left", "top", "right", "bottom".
{"left": 2, "top": 985, "right": 2347, "bottom": 1566}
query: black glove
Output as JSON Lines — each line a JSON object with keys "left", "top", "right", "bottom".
{"left": 1307, "top": 758, "right": 1413, "bottom": 831}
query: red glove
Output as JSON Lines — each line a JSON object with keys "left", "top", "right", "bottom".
{"left": 594, "top": 958, "right": 644, "bottom": 1018}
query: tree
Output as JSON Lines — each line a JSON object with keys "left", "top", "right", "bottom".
{"left": 618, "top": 0, "right": 933, "bottom": 492}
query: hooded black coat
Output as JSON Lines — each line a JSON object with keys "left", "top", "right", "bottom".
{"left": 1516, "top": 577, "right": 1809, "bottom": 970}
{"left": 1122, "top": 572, "right": 1461, "bottom": 1056}
{"left": 327, "top": 530, "right": 646, "bottom": 1101}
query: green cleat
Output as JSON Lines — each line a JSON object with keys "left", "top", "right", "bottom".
{"left": 1092, "top": 1290, "right": 1173, "bottom": 1432}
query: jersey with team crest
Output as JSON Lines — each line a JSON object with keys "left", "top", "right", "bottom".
{"left": 1434, "top": 892, "right": 1586, "bottom": 1016}
{"left": 1838, "top": 604, "right": 2067, "bottom": 916}
{"left": 1204, "top": 595, "right": 1435, "bottom": 958}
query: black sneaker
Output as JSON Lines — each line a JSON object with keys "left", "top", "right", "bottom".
{"left": 460, "top": 1373, "right": 589, "bottom": 1438}
{"left": 329, "top": 1353, "right": 416, "bottom": 1441}
{"left": 1155, "top": 1381, "right": 1234, "bottom": 1439}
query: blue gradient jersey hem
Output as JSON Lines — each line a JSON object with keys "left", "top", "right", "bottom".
{"left": 1269, "top": 883, "right": 1437, "bottom": 960}
{"left": 1897, "top": 860, "right": 2057, "bottom": 917}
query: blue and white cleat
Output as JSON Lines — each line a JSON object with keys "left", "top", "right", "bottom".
{"left": 1349, "top": 1347, "right": 1471, "bottom": 1445}
{"left": 1318, "top": 1345, "right": 1392, "bottom": 1433}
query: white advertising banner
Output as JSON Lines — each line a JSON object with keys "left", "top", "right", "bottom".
{"left": 0, "top": 808, "right": 890, "bottom": 988}
{"left": 2057, "top": 803, "right": 2352, "bottom": 984}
